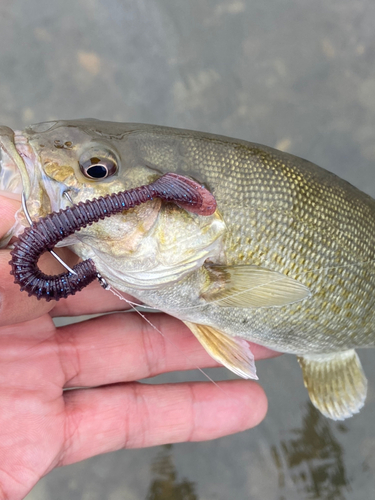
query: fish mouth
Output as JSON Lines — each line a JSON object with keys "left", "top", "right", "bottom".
{"left": 0, "top": 127, "right": 68, "bottom": 219}
{"left": 0, "top": 126, "right": 33, "bottom": 198}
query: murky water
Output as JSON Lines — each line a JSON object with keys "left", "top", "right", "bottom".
{"left": 0, "top": 0, "right": 374, "bottom": 498}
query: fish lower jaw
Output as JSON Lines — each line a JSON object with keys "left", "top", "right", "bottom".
{"left": 14, "top": 131, "right": 40, "bottom": 185}
{"left": 0, "top": 129, "right": 25, "bottom": 194}
{"left": 0, "top": 129, "right": 39, "bottom": 198}
{"left": 0, "top": 151, "right": 23, "bottom": 194}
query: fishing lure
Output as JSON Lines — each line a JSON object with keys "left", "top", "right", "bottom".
{"left": 9, "top": 173, "right": 216, "bottom": 301}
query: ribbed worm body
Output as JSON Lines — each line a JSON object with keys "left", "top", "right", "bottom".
{"left": 9, "top": 173, "right": 216, "bottom": 301}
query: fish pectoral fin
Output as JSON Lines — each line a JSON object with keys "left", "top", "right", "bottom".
{"left": 184, "top": 321, "right": 258, "bottom": 380}
{"left": 201, "top": 264, "right": 310, "bottom": 308}
{"left": 297, "top": 350, "right": 368, "bottom": 420}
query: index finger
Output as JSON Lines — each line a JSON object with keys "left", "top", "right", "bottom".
{"left": 0, "top": 194, "right": 88, "bottom": 324}
{"left": 0, "top": 193, "right": 21, "bottom": 238}
{"left": 0, "top": 194, "right": 135, "bottom": 323}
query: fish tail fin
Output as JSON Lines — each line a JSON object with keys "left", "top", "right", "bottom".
{"left": 297, "top": 349, "right": 367, "bottom": 420}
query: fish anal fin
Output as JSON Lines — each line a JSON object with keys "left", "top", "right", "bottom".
{"left": 297, "top": 349, "right": 367, "bottom": 420}
{"left": 201, "top": 265, "right": 310, "bottom": 308}
{"left": 184, "top": 321, "right": 258, "bottom": 380}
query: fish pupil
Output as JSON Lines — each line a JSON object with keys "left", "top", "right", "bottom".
{"left": 86, "top": 164, "right": 108, "bottom": 179}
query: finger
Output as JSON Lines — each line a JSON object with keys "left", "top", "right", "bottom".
{"left": 0, "top": 191, "right": 87, "bottom": 325}
{"left": 0, "top": 194, "right": 20, "bottom": 236}
{"left": 0, "top": 246, "right": 79, "bottom": 326}
{"left": 0, "top": 193, "right": 136, "bottom": 322}
{"left": 0, "top": 251, "right": 53, "bottom": 326}
{"left": 60, "top": 380, "right": 267, "bottom": 465}
{"left": 0, "top": 191, "right": 21, "bottom": 201}
{"left": 50, "top": 281, "right": 138, "bottom": 318}
{"left": 0, "top": 194, "right": 134, "bottom": 321}
{"left": 57, "top": 313, "right": 280, "bottom": 388}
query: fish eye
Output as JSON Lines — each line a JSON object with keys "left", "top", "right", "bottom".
{"left": 79, "top": 150, "right": 118, "bottom": 180}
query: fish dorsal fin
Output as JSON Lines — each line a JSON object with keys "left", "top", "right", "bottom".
{"left": 184, "top": 321, "right": 258, "bottom": 380}
{"left": 297, "top": 350, "right": 368, "bottom": 420}
{"left": 201, "top": 264, "right": 310, "bottom": 308}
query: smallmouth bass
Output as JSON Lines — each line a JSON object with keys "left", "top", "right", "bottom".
{"left": 1, "top": 119, "right": 374, "bottom": 420}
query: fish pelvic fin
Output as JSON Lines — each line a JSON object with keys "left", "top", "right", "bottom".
{"left": 183, "top": 321, "right": 258, "bottom": 380}
{"left": 297, "top": 349, "right": 367, "bottom": 420}
{"left": 200, "top": 264, "right": 310, "bottom": 308}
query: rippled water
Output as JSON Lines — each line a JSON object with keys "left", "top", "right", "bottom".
{"left": 0, "top": 0, "right": 374, "bottom": 498}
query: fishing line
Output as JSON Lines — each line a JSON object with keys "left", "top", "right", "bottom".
{"left": 11, "top": 173, "right": 217, "bottom": 301}
{"left": 105, "top": 284, "right": 225, "bottom": 391}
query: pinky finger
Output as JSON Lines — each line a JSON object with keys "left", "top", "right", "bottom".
{"left": 60, "top": 380, "right": 267, "bottom": 466}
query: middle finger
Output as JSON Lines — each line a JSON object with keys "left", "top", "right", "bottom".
{"left": 56, "top": 312, "right": 279, "bottom": 388}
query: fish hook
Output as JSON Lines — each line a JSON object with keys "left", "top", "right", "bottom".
{"left": 11, "top": 173, "right": 217, "bottom": 301}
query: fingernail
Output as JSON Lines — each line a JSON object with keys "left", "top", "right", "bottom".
{"left": 0, "top": 190, "right": 21, "bottom": 201}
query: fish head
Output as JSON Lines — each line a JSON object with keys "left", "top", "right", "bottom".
{"left": 14, "top": 119, "right": 155, "bottom": 214}
{"left": 1, "top": 119, "right": 225, "bottom": 289}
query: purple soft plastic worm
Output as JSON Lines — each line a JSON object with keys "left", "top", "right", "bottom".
{"left": 10, "top": 172, "right": 217, "bottom": 301}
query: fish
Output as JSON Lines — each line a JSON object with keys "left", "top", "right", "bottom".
{"left": 1, "top": 119, "right": 374, "bottom": 421}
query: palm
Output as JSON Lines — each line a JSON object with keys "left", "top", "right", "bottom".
{"left": 0, "top": 194, "right": 277, "bottom": 500}
{"left": 1, "top": 313, "right": 67, "bottom": 491}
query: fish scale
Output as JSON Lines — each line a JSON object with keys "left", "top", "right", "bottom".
{"left": 1, "top": 119, "right": 374, "bottom": 420}
{"left": 133, "top": 129, "right": 375, "bottom": 345}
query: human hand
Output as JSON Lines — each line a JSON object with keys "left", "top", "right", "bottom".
{"left": 0, "top": 194, "right": 277, "bottom": 500}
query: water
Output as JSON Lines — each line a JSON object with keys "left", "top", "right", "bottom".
{"left": 0, "top": 0, "right": 374, "bottom": 498}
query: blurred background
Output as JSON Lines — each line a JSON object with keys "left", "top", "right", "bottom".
{"left": 0, "top": 0, "right": 374, "bottom": 498}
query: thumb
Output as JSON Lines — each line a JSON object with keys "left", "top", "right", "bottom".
{"left": 0, "top": 192, "right": 79, "bottom": 326}
{"left": 0, "top": 192, "right": 21, "bottom": 240}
